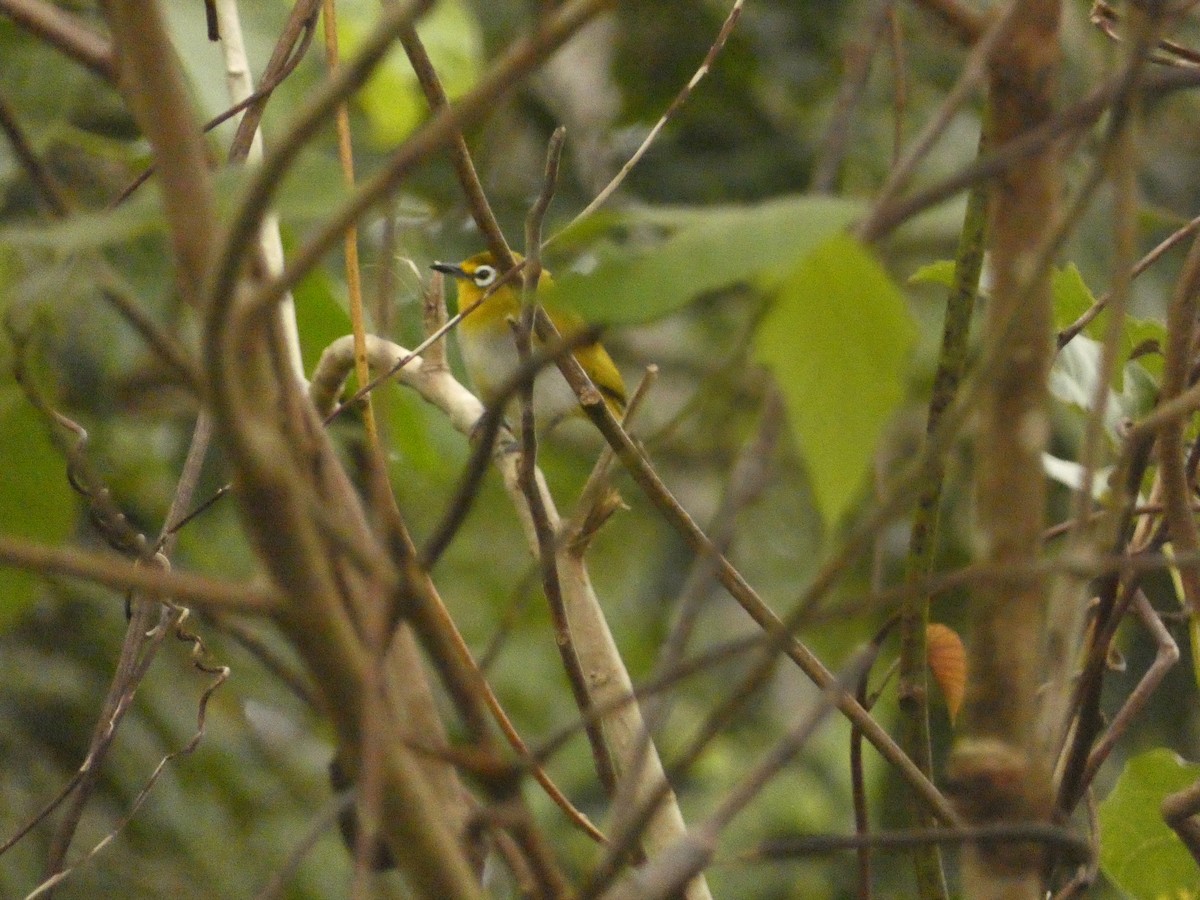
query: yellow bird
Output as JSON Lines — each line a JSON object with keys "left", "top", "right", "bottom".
{"left": 431, "top": 251, "right": 627, "bottom": 423}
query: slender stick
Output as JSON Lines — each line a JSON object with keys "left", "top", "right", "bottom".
{"left": 0, "top": 0, "right": 115, "bottom": 81}
{"left": 897, "top": 119, "right": 987, "bottom": 900}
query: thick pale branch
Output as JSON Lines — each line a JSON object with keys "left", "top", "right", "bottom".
{"left": 313, "top": 333, "right": 699, "bottom": 883}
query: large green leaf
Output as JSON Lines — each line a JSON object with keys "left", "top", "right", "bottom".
{"left": 548, "top": 195, "right": 864, "bottom": 324}
{"left": 1099, "top": 748, "right": 1200, "bottom": 899}
{"left": 0, "top": 390, "right": 76, "bottom": 629}
{"left": 754, "top": 233, "right": 915, "bottom": 525}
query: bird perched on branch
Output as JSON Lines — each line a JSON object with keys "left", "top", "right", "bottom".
{"left": 431, "top": 251, "right": 627, "bottom": 424}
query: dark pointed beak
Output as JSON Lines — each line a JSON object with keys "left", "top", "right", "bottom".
{"left": 430, "top": 261, "right": 467, "bottom": 279}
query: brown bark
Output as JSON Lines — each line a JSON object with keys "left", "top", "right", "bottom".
{"left": 947, "top": 2, "right": 1061, "bottom": 897}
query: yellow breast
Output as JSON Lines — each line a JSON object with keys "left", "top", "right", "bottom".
{"left": 433, "top": 252, "right": 626, "bottom": 420}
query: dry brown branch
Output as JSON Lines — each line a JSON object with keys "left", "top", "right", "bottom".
{"left": 858, "top": 64, "right": 1200, "bottom": 243}
{"left": 514, "top": 127, "right": 622, "bottom": 797}
{"left": 0, "top": 534, "right": 277, "bottom": 611}
{"left": 101, "top": 0, "right": 220, "bottom": 312}
{"left": 907, "top": 0, "right": 987, "bottom": 46}
{"left": 228, "top": 0, "right": 322, "bottom": 163}
{"left": 742, "top": 821, "right": 1088, "bottom": 862}
{"left": 599, "top": 655, "right": 869, "bottom": 900}
{"left": 559, "top": 0, "right": 745, "bottom": 234}
{"left": 813, "top": 0, "right": 897, "bottom": 193}
{"left": 233, "top": 0, "right": 614, "bottom": 323}
{"left": 9, "top": 300, "right": 223, "bottom": 880}
{"left": 1156, "top": 230, "right": 1200, "bottom": 612}
{"left": 321, "top": 0, "right": 377, "bottom": 465}
{"left": 537, "top": 318, "right": 959, "bottom": 826}
{"left": 397, "top": 15, "right": 511, "bottom": 265}
{"left": 110, "top": 0, "right": 320, "bottom": 208}
{"left": 312, "top": 331, "right": 704, "bottom": 889}
{"left": 1161, "top": 778, "right": 1200, "bottom": 865}
{"left": 1058, "top": 208, "right": 1200, "bottom": 348}
{"left": 1078, "top": 591, "right": 1179, "bottom": 787}
{"left": 0, "top": 0, "right": 115, "bottom": 81}
{"left": 1036, "top": 9, "right": 1166, "bottom": 836}
{"left": 856, "top": 5, "right": 1018, "bottom": 243}
{"left": 27, "top": 622, "right": 229, "bottom": 900}
{"left": 101, "top": 0, "right": 486, "bottom": 890}
{"left": 0, "top": 90, "right": 70, "bottom": 215}
{"left": 947, "top": 3, "right": 1059, "bottom": 896}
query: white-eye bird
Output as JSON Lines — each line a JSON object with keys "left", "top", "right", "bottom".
{"left": 431, "top": 251, "right": 627, "bottom": 423}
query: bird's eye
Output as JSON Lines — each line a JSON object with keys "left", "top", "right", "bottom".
{"left": 473, "top": 265, "right": 497, "bottom": 287}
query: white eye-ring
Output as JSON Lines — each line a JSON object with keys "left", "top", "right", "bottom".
{"left": 473, "top": 265, "right": 498, "bottom": 287}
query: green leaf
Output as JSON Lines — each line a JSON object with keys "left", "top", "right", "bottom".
{"left": 1100, "top": 748, "right": 1200, "bottom": 900}
{"left": 342, "top": 0, "right": 483, "bottom": 147}
{"left": 548, "top": 195, "right": 864, "bottom": 324}
{"left": 0, "top": 390, "right": 76, "bottom": 629}
{"left": 1052, "top": 263, "right": 1095, "bottom": 328}
{"left": 754, "top": 233, "right": 915, "bottom": 525}
{"left": 1052, "top": 263, "right": 1166, "bottom": 389}
{"left": 908, "top": 259, "right": 956, "bottom": 288}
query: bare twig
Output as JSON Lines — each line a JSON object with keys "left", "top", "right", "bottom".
{"left": 228, "top": 0, "right": 322, "bottom": 163}
{"left": 1155, "top": 225, "right": 1200, "bottom": 612}
{"left": 0, "top": 534, "right": 276, "bottom": 611}
{"left": 321, "top": 0, "right": 377, "bottom": 462}
{"left": 1057, "top": 208, "right": 1200, "bottom": 349}
{"left": 851, "top": 622, "right": 897, "bottom": 900}
{"left": 858, "top": 65, "right": 1200, "bottom": 243}
{"left": 417, "top": 326, "right": 603, "bottom": 570}
{"left": 0, "top": 0, "right": 115, "bottom": 81}
{"left": 556, "top": 0, "right": 744, "bottom": 236}
{"left": 812, "top": 0, "right": 896, "bottom": 193}
{"left": 110, "top": 0, "right": 321, "bottom": 208}
{"left": 397, "top": 17, "right": 510, "bottom": 265}
{"left": 598, "top": 654, "right": 870, "bottom": 900}
{"left": 514, "top": 128, "right": 620, "bottom": 794}
{"left": 1079, "top": 591, "right": 1178, "bottom": 788}
{"left": 742, "top": 821, "right": 1089, "bottom": 863}
{"left": 542, "top": 319, "right": 959, "bottom": 826}
{"left": 565, "top": 364, "right": 658, "bottom": 555}
{"left": 855, "top": 5, "right": 1018, "bottom": 243}
{"left": 233, "top": 0, "right": 614, "bottom": 323}
{"left": 1162, "top": 778, "right": 1200, "bottom": 865}
{"left": 0, "top": 90, "right": 70, "bottom": 214}
{"left": 27, "top": 628, "right": 229, "bottom": 900}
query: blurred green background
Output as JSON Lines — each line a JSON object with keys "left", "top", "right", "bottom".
{"left": 3, "top": 0, "right": 1199, "bottom": 896}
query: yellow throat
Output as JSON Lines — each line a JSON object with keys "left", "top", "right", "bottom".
{"left": 431, "top": 251, "right": 627, "bottom": 420}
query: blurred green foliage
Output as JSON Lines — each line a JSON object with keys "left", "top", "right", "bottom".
{"left": 0, "top": 0, "right": 1195, "bottom": 897}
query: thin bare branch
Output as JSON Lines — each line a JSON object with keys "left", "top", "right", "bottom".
{"left": 0, "top": 0, "right": 115, "bottom": 81}
{"left": 557, "top": 0, "right": 745, "bottom": 236}
{"left": 812, "top": 0, "right": 896, "bottom": 193}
